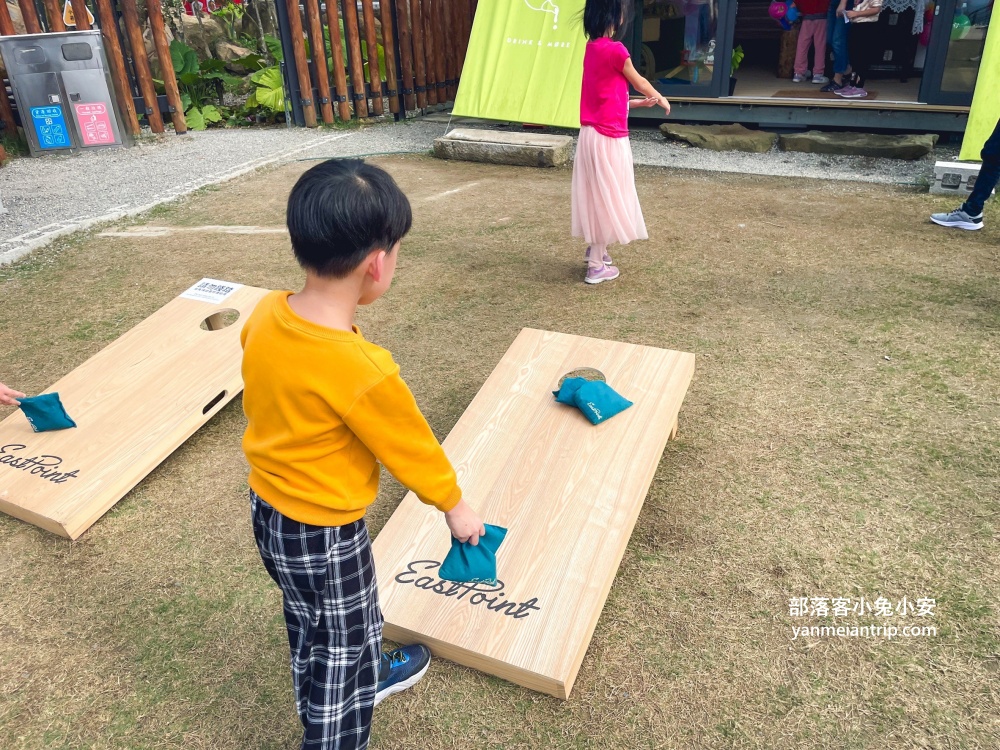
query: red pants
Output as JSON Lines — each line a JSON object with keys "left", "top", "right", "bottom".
{"left": 795, "top": 19, "right": 828, "bottom": 76}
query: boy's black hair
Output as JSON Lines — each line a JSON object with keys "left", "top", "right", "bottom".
{"left": 286, "top": 158, "right": 412, "bottom": 278}
{"left": 583, "top": 0, "right": 627, "bottom": 40}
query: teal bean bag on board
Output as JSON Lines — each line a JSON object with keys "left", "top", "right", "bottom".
{"left": 439, "top": 523, "right": 508, "bottom": 585}
{"left": 18, "top": 393, "right": 77, "bottom": 432}
{"left": 553, "top": 378, "right": 633, "bottom": 425}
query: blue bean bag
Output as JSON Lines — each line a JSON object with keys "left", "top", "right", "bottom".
{"left": 439, "top": 523, "right": 508, "bottom": 585}
{"left": 18, "top": 393, "right": 77, "bottom": 432}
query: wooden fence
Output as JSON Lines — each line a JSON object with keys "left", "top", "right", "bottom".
{"left": 0, "top": 0, "right": 187, "bottom": 137}
{"left": 0, "top": 0, "right": 476, "bottom": 140}
{"left": 279, "top": 0, "right": 477, "bottom": 126}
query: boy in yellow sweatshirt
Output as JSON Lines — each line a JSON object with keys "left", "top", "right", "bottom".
{"left": 241, "top": 159, "right": 484, "bottom": 750}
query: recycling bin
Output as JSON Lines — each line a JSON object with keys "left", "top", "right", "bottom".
{"left": 0, "top": 30, "right": 132, "bottom": 156}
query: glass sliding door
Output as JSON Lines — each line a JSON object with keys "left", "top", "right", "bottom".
{"left": 920, "top": 0, "right": 992, "bottom": 104}
{"left": 628, "top": 0, "right": 737, "bottom": 96}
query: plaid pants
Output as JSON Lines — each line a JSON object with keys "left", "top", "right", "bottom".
{"left": 251, "top": 491, "right": 383, "bottom": 750}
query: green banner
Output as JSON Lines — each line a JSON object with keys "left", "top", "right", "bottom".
{"left": 960, "top": 18, "right": 999, "bottom": 161}
{"left": 452, "top": 0, "right": 587, "bottom": 128}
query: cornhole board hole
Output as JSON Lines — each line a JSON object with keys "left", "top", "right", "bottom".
{"left": 372, "top": 328, "right": 695, "bottom": 699}
{"left": 0, "top": 279, "right": 270, "bottom": 539}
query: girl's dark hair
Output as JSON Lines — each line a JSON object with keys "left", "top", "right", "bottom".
{"left": 583, "top": 0, "right": 627, "bottom": 40}
{"left": 286, "top": 159, "right": 412, "bottom": 278}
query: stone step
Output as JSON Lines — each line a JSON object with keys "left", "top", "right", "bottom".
{"left": 660, "top": 123, "right": 777, "bottom": 153}
{"left": 778, "top": 131, "right": 939, "bottom": 160}
{"left": 433, "top": 128, "right": 574, "bottom": 168}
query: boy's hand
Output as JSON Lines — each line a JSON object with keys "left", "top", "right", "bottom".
{"left": 444, "top": 499, "right": 486, "bottom": 546}
{"left": 0, "top": 383, "right": 25, "bottom": 406}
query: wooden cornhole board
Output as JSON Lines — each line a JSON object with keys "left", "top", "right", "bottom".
{"left": 0, "top": 279, "right": 270, "bottom": 539}
{"left": 372, "top": 328, "right": 695, "bottom": 699}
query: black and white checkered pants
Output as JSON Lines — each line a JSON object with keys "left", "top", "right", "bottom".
{"left": 251, "top": 491, "right": 383, "bottom": 750}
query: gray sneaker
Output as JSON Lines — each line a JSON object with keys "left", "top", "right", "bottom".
{"left": 930, "top": 207, "right": 984, "bottom": 231}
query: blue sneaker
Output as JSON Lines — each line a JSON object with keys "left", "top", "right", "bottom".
{"left": 374, "top": 644, "right": 431, "bottom": 706}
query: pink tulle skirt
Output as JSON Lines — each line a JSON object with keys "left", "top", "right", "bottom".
{"left": 571, "top": 126, "right": 648, "bottom": 247}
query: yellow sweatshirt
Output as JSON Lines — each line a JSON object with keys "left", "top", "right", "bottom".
{"left": 241, "top": 290, "right": 462, "bottom": 527}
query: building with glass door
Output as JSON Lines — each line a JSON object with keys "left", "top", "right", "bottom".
{"left": 628, "top": 0, "right": 992, "bottom": 132}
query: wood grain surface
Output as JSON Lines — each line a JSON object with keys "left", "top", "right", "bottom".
{"left": 372, "top": 328, "right": 695, "bottom": 698}
{"left": 0, "top": 281, "right": 269, "bottom": 539}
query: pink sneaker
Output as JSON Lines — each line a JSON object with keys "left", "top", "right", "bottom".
{"left": 585, "top": 247, "right": 612, "bottom": 266}
{"left": 585, "top": 264, "right": 620, "bottom": 284}
{"left": 835, "top": 85, "right": 868, "bottom": 98}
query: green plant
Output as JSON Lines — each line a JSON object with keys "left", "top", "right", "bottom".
{"left": 264, "top": 34, "right": 283, "bottom": 63}
{"left": 731, "top": 45, "right": 745, "bottom": 77}
{"left": 0, "top": 132, "right": 28, "bottom": 159}
{"left": 212, "top": 0, "right": 245, "bottom": 42}
{"left": 167, "top": 39, "right": 263, "bottom": 129}
{"left": 246, "top": 65, "right": 285, "bottom": 114}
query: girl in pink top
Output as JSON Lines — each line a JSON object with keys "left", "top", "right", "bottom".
{"left": 572, "top": 0, "right": 671, "bottom": 284}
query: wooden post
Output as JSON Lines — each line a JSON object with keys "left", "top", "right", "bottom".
{"left": 409, "top": 0, "right": 427, "bottom": 108}
{"left": 120, "top": 0, "right": 164, "bottom": 132}
{"left": 42, "top": 0, "right": 68, "bottom": 32}
{"left": 359, "top": 0, "right": 382, "bottom": 115}
{"left": 455, "top": 3, "right": 466, "bottom": 78}
{"left": 341, "top": 0, "right": 368, "bottom": 117}
{"left": 421, "top": 0, "right": 436, "bottom": 104}
{"left": 70, "top": 0, "right": 91, "bottom": 30}
{"left": 93, "top": 0, "right": 140, "bottom": 136}
{"left": 457, "top": 0, "right": 470, "bottom": 75}
{"left": 442, "top": 0, "right": 456, "bottom": 100}
{"left": 146, "top": 0, "right": 187, "bottom": 133}
{"left": 17, "top": 0, "right": 43, "bottom": 33}
{"left": 432, "top": 0, "right": 446, "bottom": 102}
{"left": 0, "top": 0, "right": 17, "bottom": 35}
{"left": 393, "top": 0, "right": 415, "bottom": 111}
{"left": 324, "top": 0, "right": 351, "bottom": 121}
{"left": 304, "top": 0, "right": 333, "bottom": 123}
{"left": 378, "top": 0, "right": 400, "bottom": 114}
{"left": 283, "top": 0, "right": 317, "bottom": 126}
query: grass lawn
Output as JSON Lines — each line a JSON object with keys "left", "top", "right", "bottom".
{"left": 0, "top": 154, "right": 997, "bottom": 749}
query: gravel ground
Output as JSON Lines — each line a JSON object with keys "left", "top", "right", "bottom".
{"left": 0, "top": 123, "right": 446, "bottom": 265}
{"left": 0, "top": 116, "right": 954, "bottom": 265}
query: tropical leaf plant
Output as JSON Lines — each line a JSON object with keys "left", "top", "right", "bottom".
{"left": 167, "top": 39, "right": 264, "bottom": 129}
{"left": 247, "top": 65, "right": 286, "bottom": 113}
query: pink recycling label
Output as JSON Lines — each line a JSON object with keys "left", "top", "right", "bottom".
{"left": 74, "top": 102, "right": 116, "bottom": 146}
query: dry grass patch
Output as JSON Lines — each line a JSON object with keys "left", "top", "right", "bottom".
{"left": 0, "top": 155, "right": 997, "bottom": 749}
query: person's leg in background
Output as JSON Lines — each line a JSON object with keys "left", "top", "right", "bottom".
{"left": 931, "top": 116, "right": 1000, "bottom": 230}
{"left": 964, "top": 117, "right": 1000, "bottom": 216}
{"left": 822, "top": 0, "right": 851, "bottom": 91}
{"left": 810, "top": 20, "right": 828, "bottom": 83}
{"left": 838, "top": 20, "right": 874, "bottom": 97}
{"left": 851, "top": 23, "right": 877, "bottom": 91}
{"left": 794, "top": 19, "right": 818, "bottom": 81}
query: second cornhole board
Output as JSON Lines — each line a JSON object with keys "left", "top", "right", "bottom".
{"left": 0, "top": 279, "right": 270, "bottom": 539}
{"left": 372, "top": 328, "right": 695, "bottom": 699}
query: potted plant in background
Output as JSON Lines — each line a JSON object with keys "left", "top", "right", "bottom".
{"left": 730, "top": 45, "right": 744, "bottom": 96}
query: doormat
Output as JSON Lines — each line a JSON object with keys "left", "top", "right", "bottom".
{"left": 772, "top": 89, "right": 880, "bottom": 100}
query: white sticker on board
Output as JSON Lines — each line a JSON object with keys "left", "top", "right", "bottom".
{"left": 180, "top": 278, "right": 243, "bottom": 304}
